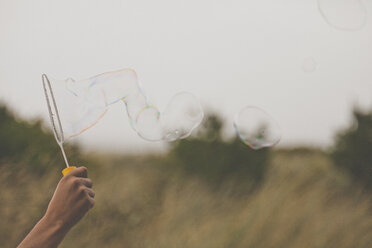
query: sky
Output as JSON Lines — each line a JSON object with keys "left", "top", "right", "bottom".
{"left": 0, "top": 0, "right": 371, "bottom": 153}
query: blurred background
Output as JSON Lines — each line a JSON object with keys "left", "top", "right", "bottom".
{"left": 1, "top": 0, "right": 372, "bottom": 247}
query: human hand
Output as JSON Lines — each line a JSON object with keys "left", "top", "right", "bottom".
{"left": 44, "top": 166, "right": 95, "bottom": 231}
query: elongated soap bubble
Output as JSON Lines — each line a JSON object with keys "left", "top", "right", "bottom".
{"left": 42, "top": 69, "right": 203, "bottom": 143}
{"left": 43, "top": 75, "right": 108, "bottom": 141}
{"left": 318, "top": 0, "right": 367, "bottom": 31}
{"left": 233, "top": 106, "right": 281, "bottom": 150}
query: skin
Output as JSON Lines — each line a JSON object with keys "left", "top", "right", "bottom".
{"left": 18, "top": 166, "right": 95, "bottom": 248}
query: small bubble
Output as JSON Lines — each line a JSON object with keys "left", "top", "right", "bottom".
{"left": 233, "top": 106, "right": 281, "bottom": 150}
{"left": 302, "top": 57, "right": 317, "bottom": 73}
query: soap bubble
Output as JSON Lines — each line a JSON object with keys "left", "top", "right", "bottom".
{"left": 134, "top": 105, "right": 162, "bottom": 141}
{"left": 302, "top": 57, "right": 317, "bottom": 73}
{"left": 233, "top": 106, "right": 281, "bottom": 150}
{"left": 130, "top": 92, "right": 205, "bottom": 142}
{"left": 159, "top": 92, "right": 204, "bottom": 141}
{"left": 43, "top": 74, "right": 108, "bottom": 142}
{"left": 318, "top": 0, "right": 367, "bottom": 31}
{"left": 42, "top": 69, "right": 204, "bottom": 143}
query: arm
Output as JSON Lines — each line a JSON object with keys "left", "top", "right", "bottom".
{"left": 18, "top": 166, "right": 95, "bottom": 248}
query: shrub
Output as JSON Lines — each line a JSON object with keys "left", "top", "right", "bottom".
{"left": 170, "top": 113, "right": 270, "bottom": 189}
{"left": 332, "top": 107, "right": 372, "bottom": 190}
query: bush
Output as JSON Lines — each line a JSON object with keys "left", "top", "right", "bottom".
{"left": 170, "top": 113, "right": 270, "bottom": 189}
{"left": 332, "top": 107, "right": 372, "bottom": 190}
{"left": 0, "top": 105, "right": 81, "bottom": 174}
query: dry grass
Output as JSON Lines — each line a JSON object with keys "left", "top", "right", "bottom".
{"left": 1, "top": 152, "right": 371, "bottom": 248}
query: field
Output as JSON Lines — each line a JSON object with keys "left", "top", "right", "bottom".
{"left": 1, "top": 150, "right": 371, "bottom": 248}
{"left": 1, "top": 105, "right": 372, "bottom": 247}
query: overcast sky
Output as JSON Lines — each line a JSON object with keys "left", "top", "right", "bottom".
{"left": 0, "top": 0, "right": 371, "bottom": 153}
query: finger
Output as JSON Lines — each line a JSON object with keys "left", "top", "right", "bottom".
{"left": 79, "top": 178, "right": 93, "bottom": 188}
{"left": 85, "top": 188, "right": 95, "bottom": 198}
{"left": 82, "top": 195, "right": 95, "bottom": 211}
{"left": 85, "top": 189, "right": 95, "bottom": 208}
{"left": 87, "top": 197, "right": 95, "bottom": 208}
{"left": 68, "top": 166, "right": 88, "bottom": 178}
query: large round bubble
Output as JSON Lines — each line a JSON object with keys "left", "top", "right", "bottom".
{"left": 134, "top": 92, "right": 204, "bottom": 142}
{"left": 318, "top": 0, "right": 367, "bottom": 31}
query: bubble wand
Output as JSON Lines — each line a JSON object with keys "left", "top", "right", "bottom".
{"left": 42, "top": 74, "right": 76, "bottom": 176}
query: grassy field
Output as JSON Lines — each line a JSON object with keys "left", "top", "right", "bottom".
{"left": 1, "top": 150, "right": 371, "bottom": 248}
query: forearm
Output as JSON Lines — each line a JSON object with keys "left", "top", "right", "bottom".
{"left": 18, "top": 167, "right": 94, "bottom": 248}
{"left": 17, "top": 216, "right": 69, "bottom": 248}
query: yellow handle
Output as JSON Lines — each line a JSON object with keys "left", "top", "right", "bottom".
{"left": 62, "top": 166, "right": 77, "bottom": 176}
